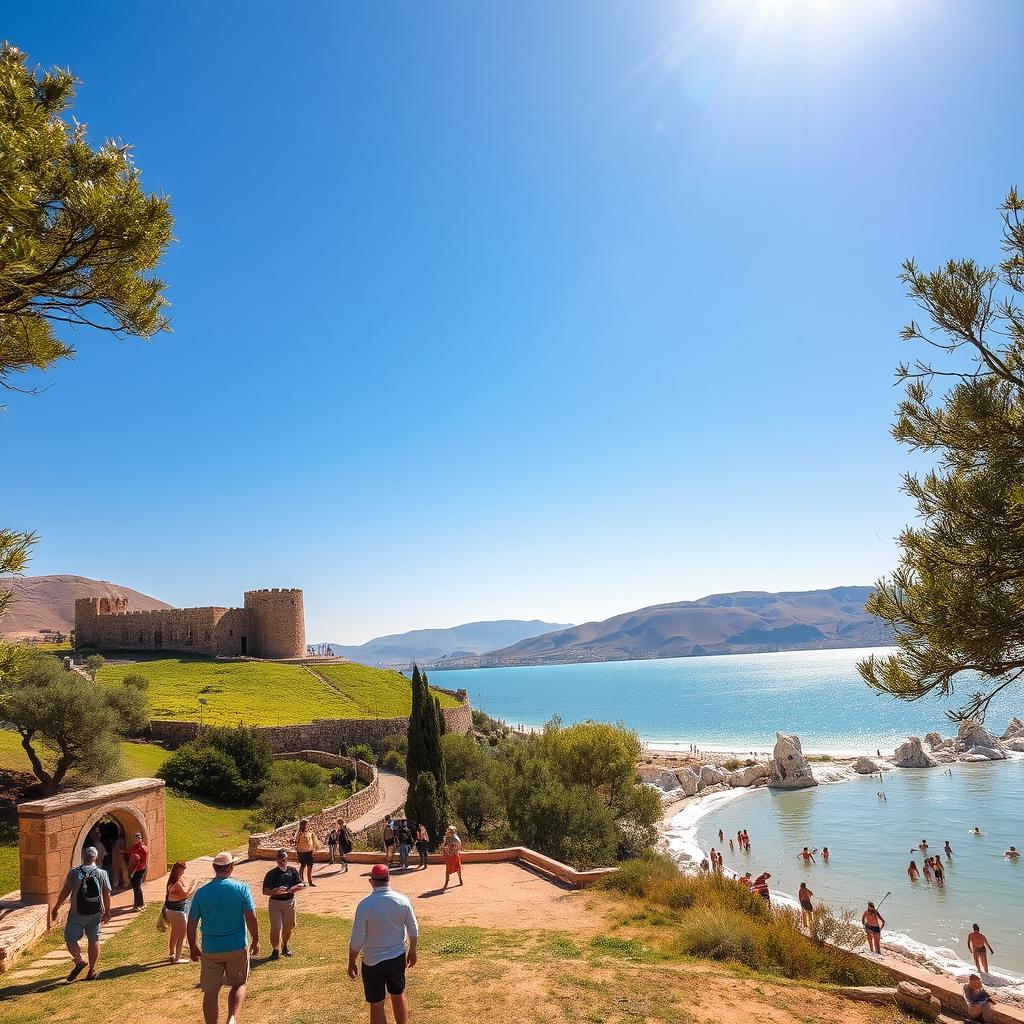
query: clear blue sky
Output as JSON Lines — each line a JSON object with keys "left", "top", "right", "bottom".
{"left": 3, "top": 1, "right": 1022, "bottom": 642}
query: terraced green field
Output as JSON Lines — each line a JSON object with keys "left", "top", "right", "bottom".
{"left": 315, "top": 661, "right": 460, "bottom": 716}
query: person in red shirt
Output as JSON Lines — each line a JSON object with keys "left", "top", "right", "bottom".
{"left": 127, "top": 832, "right": 149, "bottom": 910}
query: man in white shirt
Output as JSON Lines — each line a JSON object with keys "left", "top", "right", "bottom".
{"left": 348, "top": 864, "right": 419, "bottom": 1024}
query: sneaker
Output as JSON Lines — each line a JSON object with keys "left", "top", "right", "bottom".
{"left": 282, "top": 945, "right": 292, "bottom": 958}
{"left": 270, "top": 949, "right": 280, "bottom": 961}
{"left": 67, "top": 961, "right": 87, "bottom": 983}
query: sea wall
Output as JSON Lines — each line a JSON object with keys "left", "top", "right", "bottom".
{"left": 149, "top": 701, "right": 473, "bottom": 751}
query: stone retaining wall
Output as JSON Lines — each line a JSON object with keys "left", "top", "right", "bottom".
{"left": 248, "top": 757, "right": 379, "bottom": 853}
{"left": 149, "top": 701, "right": 472, "bottom": 751}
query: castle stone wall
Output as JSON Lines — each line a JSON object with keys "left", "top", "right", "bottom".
{"left": 75, "top": 588, "right": 305, "bottom": 659}
{"left": 149, "top": 701, "right": 473, "bottom": 752}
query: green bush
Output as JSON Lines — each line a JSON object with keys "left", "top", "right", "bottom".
{"left": 452, "top": 778, "right": 502, "bottom": 838}
{"left": 330, "top": 765, "right": 355, "bottom": 788}
{"left": 348, "top": 743, "right": 374, "bottom": 764}
{"left": 374, "top": 732, "right": 407, "bottom": 759}
{"left": 382, "top": 750, "right": 404, "bottom": 772}
{"left": 249, "top": 760, "right": 331, "bottom": 829}
{"left": 159, "top": 744, "right": 244, "bottom": 803}
{"left": 441, "top": 733, "right": 487, "bottom": 784}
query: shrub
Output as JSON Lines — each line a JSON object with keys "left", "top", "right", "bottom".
{"left": 373, "top": 732, "right": 407, "bottom": 759}
{"left": 330, "top": 765, "right": 355, "bottom": 788}
{"left": 159, "top": 744, "right": 244, "bottom": 803}
{"left": 452, "top": 778, "right": 502, "bottom": 839}
{"left": 348, "top": 743, "right": 374, "bottom": 764}
{"left": 249, "top": 760, "right": 331, "bottom": 830}
{"left": 122, "top": 672, "right": 149, "bottom": 691}
{"left": 382, "top": 750, "right": 404, "bottom": 772}
{"left": 193, "top": 725, "right": 273, "bottom": 803}
{"left": 441, "top": 733, "right": 487, "bottom": 784}
{"left": 722, "top": 758, "right": 742, "bottom": 771}
{"left": 84, "top": 654, "right": 105, "bottom": 680}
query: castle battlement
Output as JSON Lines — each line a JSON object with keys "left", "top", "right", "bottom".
{"left": 74, "top": 589, "right": 305, "bottom": 659}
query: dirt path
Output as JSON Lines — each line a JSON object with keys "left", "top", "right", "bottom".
{"left": 347, "top": 769, "right": 407, "bottom": 831}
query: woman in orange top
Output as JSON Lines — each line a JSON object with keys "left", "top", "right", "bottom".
{"left": 163, "top": 860, "right": 197, "bottom": 963}
{"left": 442, "top": 825, "right": 463, "bottom": 890}
{"left": 295, "top": 819, "right": 321, "bottom": 887}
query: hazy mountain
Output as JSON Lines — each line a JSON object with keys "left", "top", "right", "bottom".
{"left": 324, "top": 619, "right": 574, "bottom": 668}
{"left": 446, "top": 587, "right": 892, "bottom": 668}
{"left": 0, "top": 575, "right": 172, "bottom": 639}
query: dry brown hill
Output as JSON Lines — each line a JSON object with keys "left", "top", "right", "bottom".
{"left": 0, "top": 574, "right": 171, "bottom": 639}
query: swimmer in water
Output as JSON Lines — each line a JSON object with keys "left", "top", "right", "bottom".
{"left": 821, "top": 847, "right": 830, "bottom": 862}
{"left": 922, "top": 858, "right": 933, "bottom": 883}
{"left": 729, "top": 838, "right": 734, "bottom": 852}
{"left": 967, "top": 923, "right": 995, "bottom": 974}
{"left": 718, "top": 829, "right": 724, "bottom": 843}
{"left": 945, "top": 840, "right": 953, "bottom": 858}
{"left": 1006, "top": 847, "right": 1020, "bottom": 860}
{"left": 972, "top": 827, "right": 984, "bottom": 835}
{"left": 907, "top": 860, "right": 919, "bottom": 881}
{"left": 919, "top": 839, "right": 929, "bottom": 854}
{"left": 932, "top": 856, "right": 945, "bottom": 884}
{"left": 797, "top": 846, "right": 816, "bottom": 864}
{"left": 861, "top": 901, "right": 885, "bottom": 954}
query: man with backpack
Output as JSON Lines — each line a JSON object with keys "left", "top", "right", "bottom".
{"left": 50, "top": 845, "right": 112, "bottom": 982}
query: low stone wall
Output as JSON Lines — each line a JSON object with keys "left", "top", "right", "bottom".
{"left": 248, "top": 758, "right": 379, "bottom": 853}
{"left": 150, "top": 701, "right": 473, "bottom": 751}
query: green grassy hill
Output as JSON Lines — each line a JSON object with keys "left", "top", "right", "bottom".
{"left": 97, "top": 657, "right": 458, "bottom": 726}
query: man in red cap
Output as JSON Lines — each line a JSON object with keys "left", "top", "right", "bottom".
{"left": 348, "top": 864, "right": 419, "bottom": 1024}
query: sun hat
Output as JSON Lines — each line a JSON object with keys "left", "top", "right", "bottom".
{"left": 370, "top": 863, "right": 390, "bottom": 880}
{"left": 212, "top": 851, "right": 237, "bottom": 866}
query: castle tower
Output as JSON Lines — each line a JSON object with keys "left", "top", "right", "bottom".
{"left": 243, "top": 589, "right": 305, "bottom": 659}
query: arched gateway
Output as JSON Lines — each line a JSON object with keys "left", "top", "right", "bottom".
{"left": 17, "top": 778, "right": 167, "bottom": 908}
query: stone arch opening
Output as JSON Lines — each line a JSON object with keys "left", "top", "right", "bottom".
{"left": 69, "top": 802, "right": 150, "bottom": 887}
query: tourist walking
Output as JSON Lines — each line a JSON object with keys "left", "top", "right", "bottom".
{"left": 415, "top": 822, "right": 430, "bottom": 869}
{"left": 50, "top": 845, "right": 112, "bottom": 982}
{"left": 398, "top": 820, "right": 413, "bottom": 870}
{"left": 295, "top": 819, "right": 320, "bottom": 886}
{"left": 968, "top": 924, "right": 995, "bottom": 974}
{"left": 127, "top": 831, "right": 149, "bottom": 910}
{"left": 338, "top": 818, "right": 353, "bottom": 873}
{"left": 187, "top": 852, "right": 259, "bottom": 1024}
{"left": 263, "top": 848, "right": 304, "bottom": 959}
{"left": 348, "top": 864, "right": 419, "bottom": 1024}
{"left": 383, "top": 817, "right": 397, "bottom": 866}
{"left": 163, "top": 860, "right": 197, "bottom": 963}
{"left": 442, "top": 825, "right": 463, "bottom": 889}
{"left": 861, "top": 901, "right": 885, "bottom": 954}
{"left": 963, "top": 974, "right": 997, "bottom": 1022}
{"left": 797, "top": 882, "right": 814, "bottom": 929}
{"left": 327, "top": 826, "right": 339, "bottom": 864}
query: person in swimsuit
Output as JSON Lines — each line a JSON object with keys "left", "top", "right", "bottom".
{"left": 944, "top": 840, "right": 953, "bottom": 858}
{"left": 922, "top": 859, "right": 933, "bottom": 883}
{"left": 797, "top": 882, "right": 814, "bottom": 929}
{"left": 919, "top": 839, "right": 928, "bottom": 854}
{"left": 861, "top": 901, "right": 885, "bottom": 954}
{"left": 907, "top": 860, "right": 919, "bottom": 882}
{"left": 932, "top": 857, "right": 944, "bottom": 884}
{"left": 718, "top": 829, "right": 724, "bottom": 843}
{"left": 1005, "top": 846, "right": 1020, "bottom": 860}
{"left": 967, "top": 924, "right": 994, "bottom": 974}
{"left": 729, "top": 839, "right": 734, "bottom": 852}
{"left": 797, "top": 847, "right": 815, "bottom": 865}
{"left": 821, "top": 847, "right": 830, "bottom": 862}
{"left": 972, "top": 827, "right": 983, "bottom": 835}
{"left": 752, "top": 873, "right": 770, "bottom": 903}
{"left": 738, "top": 872, "right": 753, "bottom": 888}
{"left": 963, "top": 974, "right": 997, "bottom": 1022}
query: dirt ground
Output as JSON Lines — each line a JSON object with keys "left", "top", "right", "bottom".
{"left": 228, "top": 857, "right": 603, "bottom": 932}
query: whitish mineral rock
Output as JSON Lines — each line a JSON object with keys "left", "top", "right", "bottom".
{"left": 892, "top": 736, "right": 938, "bottom": 768}
{"left": 768, "top": 733, "right": 818, "bottom": 789}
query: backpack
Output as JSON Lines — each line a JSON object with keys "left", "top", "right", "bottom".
{"left": 75, "top": 866, "right": 103, "bottom": 916}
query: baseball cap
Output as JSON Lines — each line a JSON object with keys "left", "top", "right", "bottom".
{"left": 212, "top": 851, "right": 237, "bottom": 867}
{"left": 370, "top": 863, "right": 390, "bottom": 880}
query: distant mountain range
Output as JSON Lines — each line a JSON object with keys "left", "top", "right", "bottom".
{"left": 439, "top": 587, "right": 892, "bottom": 668}
{"left": 0, "top": 575, "right": 172, "bottom": 639}
{"left": 324, "top": 620, "right": 574, "bottom": 668}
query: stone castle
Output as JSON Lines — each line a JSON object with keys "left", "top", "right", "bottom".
{"left": 74, "top": 588, "right": 305, "bottom": 659}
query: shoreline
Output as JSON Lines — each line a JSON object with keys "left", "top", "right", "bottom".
{"left": 656, "top": 762, "right": 1024, "bottom": 1006}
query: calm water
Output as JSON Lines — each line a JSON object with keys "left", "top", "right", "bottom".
{"left": 432, "top": 647, "right": 1016, "bottom": 753}
{"left": 689, "top": 761, "right": 1024, "bottom": 976}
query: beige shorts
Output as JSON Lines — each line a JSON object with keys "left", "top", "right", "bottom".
{"left": 268, "top": 899, "right": 296, "bottom": 932}
{"left": 199, "top": 948, "right": 249, "bottom": 993}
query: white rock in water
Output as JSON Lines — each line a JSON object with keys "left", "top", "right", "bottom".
{"left": 638, "top": 765, "right": 684, "bottom": 793}
{"left": 853, "top": 756, "right": 886, "bottom": 774}
{"left": 727, "top": 762, "right": 771, "bottom": 787}
{"left": 962, "top": 753, "right": 992, "bottom": 762}
{"left": 1005, "top": 737, "right": 1024, "bottom": 752}
{"left": 675, "top": 767, "right": 700, "bottom": 797}
{"left": 892, "top": 736, "right": 938, "bottom": 768}
{"left": 1002, "top": 717, "right": 1024, "bottom": 740}
{"left": 768, "top": 732, "right": 818, "bottom": 789}
{"left": 956, "top": 721, "right": 1007, "bottom": 759}
{"left": 699, "top": 764, "right": 727, "bottom": 788}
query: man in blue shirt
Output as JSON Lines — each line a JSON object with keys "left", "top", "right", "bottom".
{"left": 50, "top": 845, "right": 112, "bottom": 982}
{"left": 349, "top": 864, "right": 419, "bottom": 1024}
{"left": 188, "top": 852, "right": 259, "bottom": 1024}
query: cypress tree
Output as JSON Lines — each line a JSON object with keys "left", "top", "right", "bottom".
{"left": 421, "top": 671, "right": 451, "bottom": 833}
{"left": 408, "top": 772, "right": 442, "bottom": 851}
{"left": 405, "top": 665, "right": 427, "bottom": 784}
{"left": 435, "top": 695, "right": 446, "bottom": 736}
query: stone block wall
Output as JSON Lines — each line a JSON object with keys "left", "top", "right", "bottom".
{"left": 243, "top": 589, "right": 305, "bottom": 659}
{"left": 150, "top": 701, "right": 473, "bottom": 751}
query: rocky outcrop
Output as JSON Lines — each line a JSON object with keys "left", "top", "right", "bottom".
{"left": 1002, "top": 717, "right": 1024, "bottom": 740}
{"left": 1005, "top": 737, "right": 1024, "bottom": 753}
{"left": 956, "top": 721, "right": 1007, "bottom": 760}
{"left": 699, "top": 765, "right": 727, "bottom": 789}
{"left": 675, "top": 767, "right": 700, "bottom": 797}
{"left": 639, "top": 766, "right": 685, "bottom": 794}
{"left": 726, "top": 762, "right": 771, "bottom": 788}
{"left": 924, "top": 732, "right": 947, "bottom": 750}
{"left": 768, "top": 733, "right": 818, "bottom": 789}
{"left": 853, "top": 756, "right": 887, "bottom": 774}
{"left": 892, "top": 736, "right": 938, "bottom": 768}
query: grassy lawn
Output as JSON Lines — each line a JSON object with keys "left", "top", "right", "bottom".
{"left": 0, "top": 902, "right": 911, "bottom": 1024}
{"left": 315, "top": 662, "right": 459, "bottom": 716}
{"left": 0, "top": 733, "right": 250, "bottom": 895}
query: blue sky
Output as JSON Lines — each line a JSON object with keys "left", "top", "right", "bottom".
{"left": 3, "top": 1, "right": 1022, "bottom": 642}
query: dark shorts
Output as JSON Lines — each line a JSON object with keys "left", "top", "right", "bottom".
{"left": 298, "top": 851, "right": 314, "bottom": 868}
{"left": 361, "top": 953, "right": 406, "bottom": 1003}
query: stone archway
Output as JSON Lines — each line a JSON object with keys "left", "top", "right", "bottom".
{"left": 17, "top": 778, "right": 167, "bottom": 910}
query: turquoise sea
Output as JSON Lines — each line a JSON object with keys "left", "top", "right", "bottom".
{"left": 431, "top": 647, "right": 1017, "bottom": 754}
